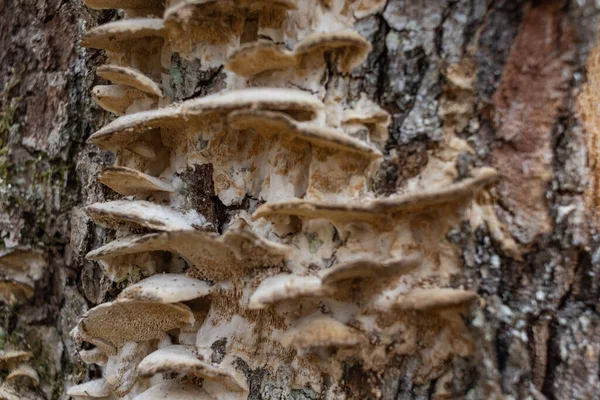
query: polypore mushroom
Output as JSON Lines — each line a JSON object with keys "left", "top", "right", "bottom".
{"left": 72, "top": 301, "right": 194, "bottom": 350}
{"left": 66, "top": 379, "right": 111, "bottom": 400}
{"left": 98, "top": 166, "right": 174, "bottom": 196}
{"left": 97, "top": 65, "right": 163, "bottom": 97}
{"left": 118, "top": 273, "right": 211, "bottom": 302}
{"left": 225, "top": 41, "right": 296, "bottom": 77}
{"left": 133, "top": 379, "right": 211, "bottom": 400}
{"left": 91, "top": 85, "right": 156, "bottom": 115}
{"left": 0, "top": 351, "right": 33, "bottom": 370}
{"left": 0, "top": 281, "right": 35, "bottom": 305}
{"left": 227, "top": 109, "right": 382, "bottom": 158}
{"left": 319, "top": 253, "right": 421, "bottom": 286}
{"left": 86, "top": 230, "right": 289, "bottom": 281}
{"left": 82, "top": 19, "right": 165, "bottom": 52}
{"left": 248, "top": 274, "right": 328, "bottom": 309}
{"left": 104, "top": 341, "right": 150, "bottom": 397}
{"left": 79, "top": 347, "right": 108, "bottom": 366}
{"left": 253, "top": 167, "right": 499, "bottom": 222}
{"left": 183, "top": 87, "right": 323, "bottom": 121}
{"left": 280, "top": 314, "right": 366, "bottom": 350}
{"left": 137, "top": 345, "right": 248, "bottom": 392}
{"left": 84, "top": 200, "right": 209, "bottom": 231}
{"left": 6, "top": 364, "right": 39, "bottom": 388}
{"left": 294, "top": 30, "right": 372, "bottom": 73}
{"left": 87, "top": 105, "right": 183, "bottom": 155}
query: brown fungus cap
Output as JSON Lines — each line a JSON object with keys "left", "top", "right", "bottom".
{"left": 118, "top": 273, "right": 211, "bottom": 302}
{"left": 84, "top": 200, "right": 210, "bottom": 231}
{"left": 75, "top": 300, "right": 194, "bottom": 348}
{"left": 67, "top": 379, "right": 111, "bottom": 399}
{"left": 87, "top": 230, "right": 289, "bottom": 281}
{"left": 280, "top": 315, "right": 366, "bottom": 350}
{"left": 6, "top": 364, "right": 39, "bottom": 388}
{"left": 82, "top": 18, "right": 166, "bottom": 51}
{"left": 320, "top": 253, "right": 421, "bottom": 286}
{"left": 91, "top": 85, "right": 153, "bottom": 115}
{"left": 137, "top": 345, "right": 248, "bottom": 392}
{"left": 104, "top": 341, "right": 149, "bottom": 397}
{"left": 294, "top": 30, "right": 372, "bottom": 73}
{"left": 133, "top": 379, "right": 212, "bottom": 400}
{"left": 98, "top": 166, "right": 174, "bottom": 196}
{"left": 183, "top": 88, "right": 323, "bottom": 121}
{"left": 248, "top": 274, "right": 328, "bottom": 310}
{"left": 0, "top": 281, "right": 34, "bottom": 305}
{"left": 226, "top": 42, "right": 296, "bottom": 77}
{"left": 253, "top": 167, "right": 499, "bottom": 222}
{"left": 97, "top": 65, "right": 162, "bottom": 97}
{"left": 227, "top": 109, "right": 382, "bottom": 158}
{"left": 87, "top": 105, "right": 183, "bottom": 151}
{"left": 0, "top": 351, "right": 33, "bottom": 370}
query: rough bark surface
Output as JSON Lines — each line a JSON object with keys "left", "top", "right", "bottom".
{"left": 0, "top": 1, "right": 599, "bottom": 399}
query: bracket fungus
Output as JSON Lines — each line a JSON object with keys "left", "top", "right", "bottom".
{"left": 98, "top": 166, "right": 174, "bottom": 196}
{"left": 97, "top": 65, "right": 163, "bottom": 98}
{"left": 0, "top": 249, "right": 46, "bottom": 305}
{"left": 72, "top": 0, "right": 500, "bottom": 397}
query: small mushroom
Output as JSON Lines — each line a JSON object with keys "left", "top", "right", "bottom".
{"left": 82, "top": 19, "right": 166, "bottom": 51}
{"left": 183, "top": 88, "right": 323, "bottom": 121}
{"left": 253, "top": 167, "right": 499, "bottom": 222}
{"left": 226, "top": 41, "right": 296, "bottom": 77}
{"left": 342, "top": 94, "right": 391, "bottom": 144}
{"left": 248, "top": 274, "right": 328, "bottom": 310}
{"left": 105, "top": 341, "right": 150, "bottom": 397}
{"left": 133, "top": 379, "right": 211, "bottom": 400}
{"left": 73, "top": 300, "right": 194, "bottom": 349}
{"left": 86, "top": 230, "right": 289, "bottom": 281}
{"left": 84, "top": 200, "right": 209, "bottom": 231}
{"left": 67, "top": 379, "right": 111, "bottom": 399}
{"left": 98, "top": 166, "right": 174, "bottom": 196}
{"left": 393, "top": 288, "right": 478, "bottom": 311}
{"left": 79, "top": 347, "right": 109, "bottom": 366}
{"left": 227, "top": 109, "right": 382, "bottom": 158}
{"left": 280, "top": 315, "right": 365, "bottom": 350}
{"left": 92, "top": 85, "right": 155, "bottom": 115}
{"left": 118, "top": 274, "right": 211, "bottom": 302}
{"left": 0, "top": 281, "right": 34, "bottom": 305}
{"left": 6, "top": 364, "right": 39, "bottom": 388}
{"left": 320, "top": 253, "right": 421, "bottom": 286}
{"left": 97, "top": 65, "right": 162, "bottom": 97}
{"left": 87, "top": 105, "right": 183, "bottom": 152}
{"left": 0, "top": 351, "right": 33, "bottom": 370}
{"left": 137, "top": 345, "right": 248, "bottom": 392}
{"left": 294, "top": 30, "right": 372, "bottom": 73}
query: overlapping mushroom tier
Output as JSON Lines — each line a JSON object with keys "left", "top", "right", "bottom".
{"left": 72, "top": 0, "right": 499, "bottom": 398}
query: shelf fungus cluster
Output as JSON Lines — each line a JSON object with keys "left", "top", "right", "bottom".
{"left": 72, "top": 0, "right": 498, "bottom": 398}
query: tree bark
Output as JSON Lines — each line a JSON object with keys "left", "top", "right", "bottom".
{"left": 0, "top": 0, "right": 599, "bottom": 399}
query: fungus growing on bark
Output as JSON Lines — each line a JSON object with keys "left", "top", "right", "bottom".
{"left": 82, "top": 19, "right": 165, "bottom": 52}
{"left": 71, "top": 0, "right": 501, "bottom": 396}
{"left": 226, "top": 42, "right": 296, "bottom": 77}
{"left": 137, "top": 345, "right": 248, "bottom": 392}
{"left": 67, "top": 379, "right": 111, "bottom": 399}
{"left": 97, "top": 65, "right": 163, "bottom": 97}
{"left": 84, "top": 200, "right": 209, "bottom": 231}
{"left": 98, "top": 166, "right": 174, "bottom": 195}
{"left": 0, "top": 249, "right": 46, "bottom": 305}
{"left": 6, "top": 364, "right": 40, "bottom": 388}
{"left": 280, "top": 315, "right": 366, "bottom": 350}
{"left": 133, "top": 380, "right": 211, "bottom": 400}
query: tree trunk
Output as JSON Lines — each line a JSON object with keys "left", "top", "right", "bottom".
{"left": 1, "top": 1, "right": 599, "bottom": 399}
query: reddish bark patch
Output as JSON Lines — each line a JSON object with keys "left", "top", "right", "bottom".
{"left": 491, "top": 3, "right": 574, "bottom": 246}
